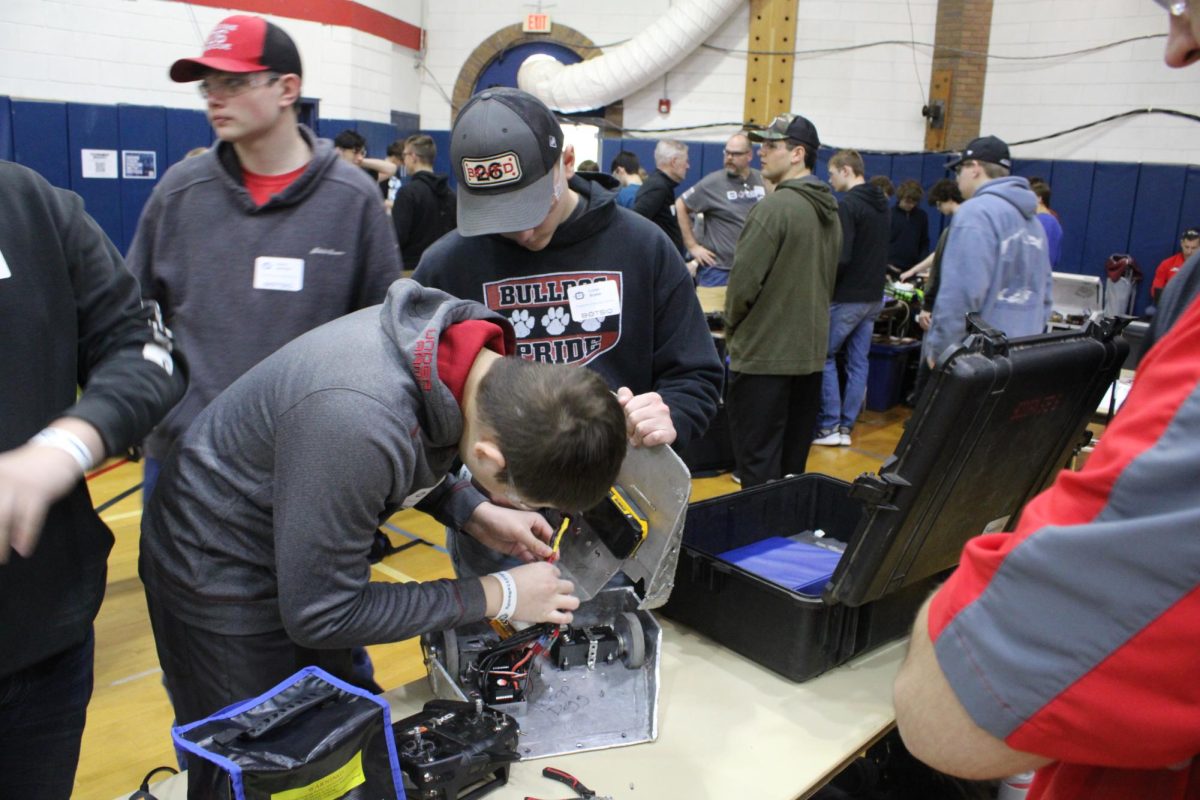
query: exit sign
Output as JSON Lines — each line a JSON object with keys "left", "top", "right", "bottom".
{"left": 523, "top": 13, "right": 552, "bottom": 33}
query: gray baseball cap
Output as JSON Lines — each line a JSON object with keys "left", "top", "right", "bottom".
{"left": 748, "top": 113, "right": 820, "bottom": 154}
{"left": 451, "top": 88, "right": 564, "bottom": 237}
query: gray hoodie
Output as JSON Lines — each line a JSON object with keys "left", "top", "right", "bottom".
{"left": 140, "top": 280, "right": 502, "bottom": 647}
{"left": 925, "top": 176, "right": 1053, "bottom": 362}
{"left": 127, "top": 126, "right": 401, "bottom": 460}
{"left": 726, "top": 175, "right": 842, "bottom": 375}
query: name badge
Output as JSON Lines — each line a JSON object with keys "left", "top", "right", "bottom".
{"left": 403, "top": 476, "right": 445, "bottom": 508}
{"left": 253, "top": 256, "right": 305, "bottom": 292}
{"left": 568, "top": 281, "right": 621, "bottom": 322}
{"left": 0, "top": 248, "right": 10, "bottom": 280}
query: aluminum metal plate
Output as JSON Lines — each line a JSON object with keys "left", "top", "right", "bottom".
{"left": 423, "top": 587, "right": 661, "bottom": 760}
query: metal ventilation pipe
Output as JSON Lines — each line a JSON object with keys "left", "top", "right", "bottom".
{"left": 516, "top": 0, "right": 745, "bottom": 113}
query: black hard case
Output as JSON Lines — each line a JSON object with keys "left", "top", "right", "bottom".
{"left": 662, "top": 318, "right": 1129, "bottom": 682}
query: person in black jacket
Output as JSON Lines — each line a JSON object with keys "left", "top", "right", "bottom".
{"left": 393, "top": 133, "right": 456, "bottom": 269}
{"left": 414, "top": 88, "right": 721, "bottom": 579}
{"left": 889, "top": 179, "right": 930, "bottom": 273}
{"left": 633, "top": 139, "right": 690, "bottom": 256}
{"left": 0, "top": 160, "right": 186, "bottom": 798}
{"left": 814, "top": 149, "right": 890, "bottom": 447}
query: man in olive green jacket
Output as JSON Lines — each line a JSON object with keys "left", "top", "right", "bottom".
{"left": 725, "top": 113, "right": 841, "bottom": 488}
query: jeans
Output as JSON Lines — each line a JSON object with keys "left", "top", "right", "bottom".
{"left": 0, "top": 631, "right": 95, "bottom": 800}
{"left": 818, "top": 301, "right": 881, "bottom": 433}
{"left": 696, "top": 264, "right": 730, "bottom": 287}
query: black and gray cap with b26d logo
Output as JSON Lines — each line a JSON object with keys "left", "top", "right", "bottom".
{"left": 451, "top": 87, "right": 564, "bottom": 237}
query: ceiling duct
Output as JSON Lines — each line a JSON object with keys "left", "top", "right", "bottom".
{"left": 517, "top": 0, "right": 745, "bottom": 113}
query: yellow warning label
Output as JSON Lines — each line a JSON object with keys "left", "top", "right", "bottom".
{"left": 271, "top": 750, "right": 366, "bottom": 800}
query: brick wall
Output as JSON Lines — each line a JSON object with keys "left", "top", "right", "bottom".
{"left": 0, "top": 0, "right": 421, "bottom": 124}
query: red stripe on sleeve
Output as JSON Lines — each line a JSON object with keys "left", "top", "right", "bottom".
{"left": 929, "top": 293, "right": 1200, "bottom": 639}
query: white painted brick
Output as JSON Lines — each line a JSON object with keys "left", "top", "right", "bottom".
{"left": 3, "top": 0, "right": 1196, "bottom": 163}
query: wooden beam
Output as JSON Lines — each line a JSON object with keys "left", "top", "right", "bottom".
{"left": 924, "top": 69, "right": 953, "bottom": 151}
{"left": 744, "top": 0, "right": 799, "bottom": 127}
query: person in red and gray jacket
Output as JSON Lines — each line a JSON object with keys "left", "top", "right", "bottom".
{"left": 894, "top": 10, "right": 1200, "bottom": 797}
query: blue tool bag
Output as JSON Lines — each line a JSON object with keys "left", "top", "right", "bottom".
{"left": 173, "top": 666, "right": 405, "bottom": 800}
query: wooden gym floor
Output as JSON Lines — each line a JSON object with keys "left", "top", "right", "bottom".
{"left": 77, "top": 406, "right": 909, "bottom": 799}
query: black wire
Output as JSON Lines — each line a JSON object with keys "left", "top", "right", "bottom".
{"left": 560, "top": 114, "right": 747, "bottom": 134}
{"left": 1006, "top": 107, "right": 1200, "bottom": 147}
{"left": 475, "top": 623, "right": 554, "bottom": 679}
{"left": 558, "top": 107, "right": 1200, "bottom": 145}
{"left": 904, "top": 0, "right": 927, "bottom": 107}
{"left": 698, "top": 34, "right": 1166, "bottom": 61}
{"left": 571, "top": 34, "right": 1166, "bottom": 62}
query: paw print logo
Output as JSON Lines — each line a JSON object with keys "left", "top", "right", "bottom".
{"left": 509, "top": 309, "right": 534, "bottom": 338}
{"left": 581, "top": 313, "right": 604, "bottom": 332}
{"left": 541, "top": 306, "right": 569, "bottom": 335}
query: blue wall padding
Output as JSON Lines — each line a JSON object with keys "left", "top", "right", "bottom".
{"left": 317, "top": 116, "right": 355, "bottom": 142}
{"left": 1013, "top": 158, "right": 1054, "bottom": 183}
{"left": 118, "top": 105, "right": 166, "bottom": 252}
{"left": 890, "top": 153, "right": 924, "bottom": 189}
{"left": 699, "top": 141, "right": 725, "bottom": 179}
{"left": 1080, "top": 161, "right": 1139, "bottom": 286}
{"left": 13, "top": 100, "right": 70, "bottom": 189}
{"left": 0, "top": 97, "right": 12, "bottom": 162}
{"left": 1047, "top": 160, "right": 1095, "bottom": 273}
{"left": 165, "top": 108, "right": 212, "bottom": 165}
{"left": 358, "top": 120, "right": 397, "bottom": 160}
{"left": 68, "top": 103, "right": 123, "bottom": 251}
{"left": 1178, "top": 165, "right": 1200, "bottom": 236}
{"left": 861, "top": 152, "right": 892, "bottom": 183}
{"left": 1129, "top": 163, "right": 1187, "bottom": 309}
{"left": 5, "top": 94, "right": 1198, "bottom": 309}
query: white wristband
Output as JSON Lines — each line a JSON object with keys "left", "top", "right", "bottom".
{"left": 30, "top": 427, "right": 95, "bottom": 472}
{"left": 494, "top": 570, "right": 518, "bottom": 623}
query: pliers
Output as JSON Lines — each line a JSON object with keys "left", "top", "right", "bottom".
{"left": 524, "top": 766, "right": 613, "bottom": 800}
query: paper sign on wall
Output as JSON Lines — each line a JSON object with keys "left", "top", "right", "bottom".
{"left": 122, "top": 150, "right": 157, "bottom": 180}
{"left": 81, "top": 149, "right": 118, "bottom": 179}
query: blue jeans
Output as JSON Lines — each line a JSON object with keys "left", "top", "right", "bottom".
{"left": 696, "top": 264, "right": 730, "bottom": 287}
{"left": 818, "top": 301, "right": 880, "bottom": 432}
{"left": 0, "top": 631, "right": 95, "bottom": 800}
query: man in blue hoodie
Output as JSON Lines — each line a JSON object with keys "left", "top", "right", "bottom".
{"left": 923, "top": 136, "right": 1053, "bottom": 367}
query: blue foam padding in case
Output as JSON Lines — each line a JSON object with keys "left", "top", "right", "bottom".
{"left": 718, "top": 536, "right": 842, "bottom": 596}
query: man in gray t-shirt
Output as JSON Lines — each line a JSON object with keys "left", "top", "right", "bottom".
{"left": 676, "top": 132, "right": 766, "bottom": 287}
